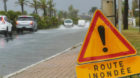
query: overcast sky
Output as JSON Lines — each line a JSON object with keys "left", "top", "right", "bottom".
{"left": 0, "top": 0, "right": 133, "bottom": 14}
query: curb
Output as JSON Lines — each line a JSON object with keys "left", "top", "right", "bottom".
{"left": 3, "top": 42, "right": 82, "bottom": 78}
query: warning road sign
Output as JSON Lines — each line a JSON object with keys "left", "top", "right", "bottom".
{"left": 76, "top": 56, "right": 140, "bottom": 78}
{"left": 77, "top": 10, "right": 136, "bottom": 64}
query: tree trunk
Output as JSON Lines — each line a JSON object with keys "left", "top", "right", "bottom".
{"left": 21, "top": 4, "right": 24, "bottom": 14}
{"left": 4, "top": 0, "right": 7, "bottom": 12}
{"left": 54, "top": 10, "right": 56, "bottom": 17}
{"left": 123, "top": 0, "right": 129, "bottom": 30}
{"left": 35, "top": 6, "right": 38, "bottom": 14}
{"left": 49, "top": 8, "right": 52, "bottom": 17}
{"left": 43, "top": 8, "right": 46, "bottom": 16}
{"left": 35, "top": 1, "right": 38, "bottom": 14}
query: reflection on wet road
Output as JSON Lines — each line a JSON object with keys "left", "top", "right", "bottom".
{"left": 0, "top": 24, "right": 89, "bottom": 76}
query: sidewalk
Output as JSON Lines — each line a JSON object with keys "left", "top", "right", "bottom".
{"left": 8, "top": 44, "right": 81, "bottom": 78}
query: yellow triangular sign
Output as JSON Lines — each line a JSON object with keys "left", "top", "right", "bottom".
{"left": 77, "top": 10, "right": 136, "bottom": 64}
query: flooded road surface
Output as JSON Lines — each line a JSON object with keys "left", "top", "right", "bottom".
{"left": 0, "top": 24, "right": 89, "bottom": 76}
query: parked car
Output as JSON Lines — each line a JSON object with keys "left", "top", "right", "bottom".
{"left": 16, "top": 16, "right": 38, "bottom": 33}
{"left": 78, "top": 20, "right": 86, "bottom": 27}
{"left": 0, "top": 15, "right": 12, "bottom": 37}
{"left": 64, "top": 19, "right": 73, "bottom": 27}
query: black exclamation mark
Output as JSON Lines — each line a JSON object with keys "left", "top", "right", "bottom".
{"left": 98, "top": 26, "right": 108, "bottom": 52}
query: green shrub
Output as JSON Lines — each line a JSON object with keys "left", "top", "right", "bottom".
{"left": 71, "top": 17, "right": 79, "bottom": 24}
{"left": 38, "top": 16, "right": 60, "bottom": 29}
{"left": 48, "top": 17, "right": 60, "bottom": 28}
{"left": 0, "top": 11, "right": 7, "bottom": 15}
{"left": 30, "top": 14, "right": 40, "bottom": 22}
{"left": 38, "top": 18, "right": 48, "bottom": 29}
{"left": 23, "top": 11, "right": 27, "bottom": 15}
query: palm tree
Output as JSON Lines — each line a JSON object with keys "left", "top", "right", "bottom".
{"left": 38, "top": 0, "right": 48, "bottom": 16}
{"left": 68, "top": 5, "right": 78, "bottom": 18}
{"left": 52, "top": 8, "right": 56, "bottom": 17}
{"left": 47, "top": 0, "right": 55, "bottom": 17}
{"left": 63, "top": 11, "right": 68, "bottom": 18}
{"left": 15, "top": 0, "right": 28, "bottom": 14}
{"left": 3, "top": 0, "right": 8, "bottom": 12}
{"left": 29, "top": 0, "right": 39, "bottom": 14}
{"left": 58, "top": 10, "right": 63, "bottom": 20}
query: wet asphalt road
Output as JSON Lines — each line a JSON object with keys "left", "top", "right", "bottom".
{"left": 0, "top": 25, "right": 88, "bottom": 76}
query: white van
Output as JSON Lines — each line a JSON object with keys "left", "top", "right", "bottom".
{"left": 78, "top": 20, "right": 86, "bottom": 26}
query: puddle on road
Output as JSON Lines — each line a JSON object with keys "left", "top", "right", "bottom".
{"left": 57, "top": 22, "right": 90, "bottom": 30}
{"left": 34, "top": 22, "right": 90, "bottom": 34}
{"left": 0, "top": 39, "right": 5, "bottom": 48}
{"left": 0, "top": 37, "right": 14, "bottom": 48}
{"left": 0, "top": 22, "right": 90, "bottom": 48}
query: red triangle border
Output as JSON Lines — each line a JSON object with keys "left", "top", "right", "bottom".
{"left": 78, "top": 10, "right": 136, "bottom": 63}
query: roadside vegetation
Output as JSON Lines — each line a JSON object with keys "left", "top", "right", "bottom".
{"left": 123, "top": 27, "right": 140, "bottom": 55}
{"left": 122, "top": 27, "right": 140, "bottom": 78}
{"left": 132, "top": 0, "right": 139, "bottom": 27}
{"left": 0, "top": 0, "right": 81, "bottom": 30}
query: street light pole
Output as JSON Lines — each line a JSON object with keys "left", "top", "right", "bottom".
{"left": 118, "top": 0, "right": 122, "bottom": 33}
{"left": 139, "top": 0, "right": 140, "bottom": 32}
{"left": 114, "top": 0, "right": 117, "bottom": 27}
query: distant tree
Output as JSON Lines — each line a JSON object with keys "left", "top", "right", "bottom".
{"left": 38, "top": 0, "right": 48, "bottom": 16}
{"left": 52, "top": 8, "right": 56, "bottom": 17}
{"left": 63, "top": 11, "right": 68, "bottom": 18}
{"left": 132, "top": 0, "right": 139, "bottom": 17}
{"left": 89, "top": 7, "right": 97, "bottom": 16}
{"left": 0, "top": 11, "right": 7, "bottom": 15}
{"left": 29, "top": 0, "right": 39, "bottom": 14}
{"left": 58, "top": 10, "right": 63, "bottom": 20}
{"left": 3, "top": 0, "right": 8, "bottom": 12}
{"left": 123, "top": 0, "right": 129, "bottom": 30}
{"left": 57, "top": 10, "right": 66, "bottom": 20}
{"left": 68, "top": 5, "right": 78, "bottom": 18}
{"left": 68, "top": 5, "right": 79, "bottom": 24}
{"left": 47, "top": 0, "right": 55, "bottom": 17}
{"left": 15, "top": 0, "right": 28, "bottom": 14}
